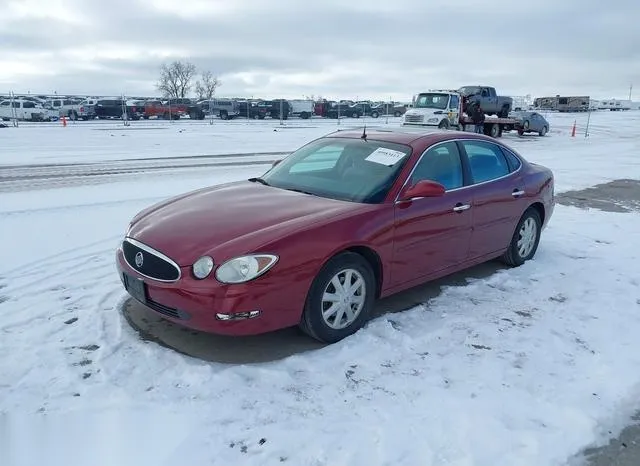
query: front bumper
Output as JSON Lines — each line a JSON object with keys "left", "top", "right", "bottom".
{"left": 115, "top": 246, "right": 305, "bottom": 336}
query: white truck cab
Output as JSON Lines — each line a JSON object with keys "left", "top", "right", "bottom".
{"left": 402, "top": 90, "right": 462, "bottom": 129}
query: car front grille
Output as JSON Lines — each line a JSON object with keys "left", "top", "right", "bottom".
{"left": 122, "top": 238, "right": 181, "bottom": 282}
{"left": 404, "top": 114, "right": 424, "bottom": 123}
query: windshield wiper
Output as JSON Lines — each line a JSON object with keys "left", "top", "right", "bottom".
{"left": 248, "top": 177, "right": 270, "bottom": 186}
{"left": 284, "top": 187, "right": 317, "bottom": 196}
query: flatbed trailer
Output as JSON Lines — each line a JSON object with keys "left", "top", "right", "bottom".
{"left": 459, "top": 115, "right": 518, "bottom": 138}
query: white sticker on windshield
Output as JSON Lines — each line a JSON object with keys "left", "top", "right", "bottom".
{"left": 364, "top": 147, "right": 407, "bottom": 166}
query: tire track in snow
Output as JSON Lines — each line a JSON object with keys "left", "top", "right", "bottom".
{"left": 0, "top": 152, "right": 286, "bottom": 193}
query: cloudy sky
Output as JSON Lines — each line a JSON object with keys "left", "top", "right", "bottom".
{"left": 1, "top": 0, "right": 638, "bottom": 101}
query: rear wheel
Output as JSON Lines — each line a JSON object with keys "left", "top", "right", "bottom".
{"left": 299, "top": 252, "right": 376, "bottom": 343}
{"left": 501, "top": 208, "right": 542, "bottom": 266}
{"left": 489, "top": 123, "right": 501, "bottom": 138}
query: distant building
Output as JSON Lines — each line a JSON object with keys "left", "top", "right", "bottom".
{"left": 598, "top": 99, "right": 633, "bottom": 111}
{"left": 533, "top": 95, "right": 590, "bottom": 112}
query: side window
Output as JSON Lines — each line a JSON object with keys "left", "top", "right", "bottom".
{"left": 450, "top": 95, "right": 459, "bottom": 110}
{"left": 500, "top": 147, "right": 522, "bottom": 172}
{"left": 461, "top": 141, "right": 511, "bottom": 183}
{"left": 24, "top": 101, "right": 35, "bottom": 108}
{"left": 0, "top": 101, "right": 10, "bottom": 107}
{"left": 410, "top": 142, "right": 463, "bottom": 190}
{"left": 289, "top": 145, "right": 343, "bottom": 173}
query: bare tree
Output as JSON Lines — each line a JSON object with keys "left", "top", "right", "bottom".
{"left": 157, "top": 60, "right": 197, "bottom": 99}
{"left": 195, "top": 70, "right": 221, "bottom": 100}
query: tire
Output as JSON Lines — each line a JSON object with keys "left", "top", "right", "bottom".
{"left": 299, "top": 251, "right": 376, "bottom": 343}
{"left": 394, "top": 111, "right": 401, "bottom": 117}
{"left": 438, "top": 119, "right": 450, "bottom": 129}
{"left": 539, "top": 126, "right": 547, "bottom": 136}
{"left": 220, "top": 111, "right": 228, "bottom": 120}
{"left": 489, "top": 123, "right": 500, "bottom": 138}
{"left": 501, "top": 208, "right": 542, "bottom": 267}
{"left": 371, "top": 111, "right": 379, "bottom": 118}
{"left": 523, "top": 120, "right": 530, "bottom": 130}
{"left": 499, "top": 105, "right": 510, "bottom": 118}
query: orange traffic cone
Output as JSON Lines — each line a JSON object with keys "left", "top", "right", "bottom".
{"left": 571, "top": 120, "right": 576, "bottom": 137}
{"left": 61, "top": 115, "right": 67, "bottom": 127}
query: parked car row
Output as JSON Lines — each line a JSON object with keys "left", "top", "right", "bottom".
{"left": 0, "top": 93, "right": 409, "bottom": 122}
{"left": 190, "top": 98, "right": 408, "bottom": 120}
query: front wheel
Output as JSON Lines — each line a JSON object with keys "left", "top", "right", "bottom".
{"left": 438, "top": 119, "right": 450, "bottom": 129}
{"left": 539, "top": 126, "right": 548, "bottom": 136}
{"left": 299, "top": 252, "right": 376, "bottom": 343}
{"left": 501, "top": 208, "right": 542, "bottom": 266}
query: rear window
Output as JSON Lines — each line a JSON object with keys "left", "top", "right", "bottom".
{"left": 500, "top": 147, "right": 522, "bottom": 172}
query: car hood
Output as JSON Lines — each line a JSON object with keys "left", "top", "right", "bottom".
{"left": 405, "top": 108, "right": 447, "bottom": 117}
{"left": 127, "top": 181, "right": 363, "bottom": 265}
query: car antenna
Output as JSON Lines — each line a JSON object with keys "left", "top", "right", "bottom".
{"left": 361, "top": 124, "right": 367, "bottom": 140}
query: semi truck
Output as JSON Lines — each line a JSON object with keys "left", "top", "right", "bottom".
{"left": 402, "top": 90, "right": 519, "bottom": 138}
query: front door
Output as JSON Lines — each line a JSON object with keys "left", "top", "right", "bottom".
{"left": 391, "top": 141, "right": 473, "bottom": 287}
{"left": 458, "top": 139, "right": 528, "bottom": 258}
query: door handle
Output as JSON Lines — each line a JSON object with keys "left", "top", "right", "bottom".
{"left": 512, "top": 189, "right": 525, "bottom": 197}
{"left": 453, "top": 203, "right": 471, "bottom": 212}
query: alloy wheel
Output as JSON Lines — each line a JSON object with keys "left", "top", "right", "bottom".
{"left": 321, "top": 268, "right": 366, "bottom": 330}
{"left": 517, "top": 217, "right": 537, "bottom": 258}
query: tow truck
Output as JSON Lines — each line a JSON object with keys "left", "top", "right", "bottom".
{"left": 402, "top": 89, "right": 519, "bottom": 138}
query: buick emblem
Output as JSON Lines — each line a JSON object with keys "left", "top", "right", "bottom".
{"left": 135, "top": 251, "right": 144, "bottom": 268}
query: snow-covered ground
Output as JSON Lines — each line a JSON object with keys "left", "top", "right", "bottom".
{"left": 1, "top": 111, "right": 640, "bottom": 466}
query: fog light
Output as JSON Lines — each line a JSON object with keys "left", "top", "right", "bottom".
{"left": 215, "top": 310, "right": 261, "bottom": 321}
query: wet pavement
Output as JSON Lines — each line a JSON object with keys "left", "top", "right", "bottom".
{"left": 123, "top": 261, "right": 503, "bottom": 364}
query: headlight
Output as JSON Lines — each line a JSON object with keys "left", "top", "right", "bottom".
{"left": 215, "top": 254, "right": 278, "bottom": 284}
{"left": 192, "top": 256, "right": 214, "bottom": 279}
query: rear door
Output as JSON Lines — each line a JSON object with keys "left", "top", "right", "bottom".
{"left": 458, "top": 139, "right": 527, "bottom": 259}
{"left": 391, "top": 141, "right": 473, "bottom": 286}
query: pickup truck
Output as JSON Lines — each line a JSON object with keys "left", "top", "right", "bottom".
{"left": 0, "top": 99, "right": 47, "bottom": 121}
{"left": 143, "top": 100, "right": 186, "bottom": 119}
{"left": 43, "top": 98, "right": 83, "bottom": 120}
{"left": 457, "top": 85, "right": 513, "bottom": 117}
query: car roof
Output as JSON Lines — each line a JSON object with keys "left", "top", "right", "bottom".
{"left": 324, "top": 126, "right": 493, "bottom": 145}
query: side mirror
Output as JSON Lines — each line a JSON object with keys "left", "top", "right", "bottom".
{"left": 398, "top": 180, "right": 445, "bottom": 201}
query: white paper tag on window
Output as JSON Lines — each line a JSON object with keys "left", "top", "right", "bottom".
{"left": 364, "top": 147, "right": 407, "bottom": 166}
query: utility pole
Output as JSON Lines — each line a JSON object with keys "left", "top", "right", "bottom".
{"left": 629, "top": 84, "right": 633, "bottom": 101}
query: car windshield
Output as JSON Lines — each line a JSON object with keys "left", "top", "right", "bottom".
{"left": 413, "top": 93, "right": 449, "bottom": 110}
{"left": 259, "top": 137, "right": 412, "bottom": 203}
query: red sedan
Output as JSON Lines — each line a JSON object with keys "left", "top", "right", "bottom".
{"left": 116, "top": 127, "right": 554, "bottom": 343}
